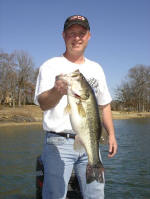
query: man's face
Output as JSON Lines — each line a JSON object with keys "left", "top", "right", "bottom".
{"left": 63, "top": 24, "right": 91, "bottom": 55}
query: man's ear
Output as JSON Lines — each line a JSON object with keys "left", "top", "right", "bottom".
{"left": 88, "top": 31, "right": 91, "bottom": 41}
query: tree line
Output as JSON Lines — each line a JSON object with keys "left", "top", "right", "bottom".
{"left": 0, "top": 50, "right": 38, "bottom": 106}
{"left": 113, "top": 64, "right": 150, "bottom": 112}
{"left": 0, "top": 50, "right": 150, "bottom": 112}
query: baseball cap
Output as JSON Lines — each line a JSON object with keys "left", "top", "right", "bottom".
{"left": 64, "top": 15, "right": 90, "bottom": 31}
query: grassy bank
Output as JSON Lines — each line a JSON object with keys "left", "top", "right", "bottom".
{"left": 0, "top": 105, "right": 43, "bottom": 127}
{"left": 0, "top": 105, "right": 150, "bottom": 127}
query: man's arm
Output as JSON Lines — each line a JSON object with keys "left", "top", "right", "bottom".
{"left": 99, "top": 103, "right": 118, "bottom": 158}
{"left": 38, "top": 76, "right": 68, "bottom": 111}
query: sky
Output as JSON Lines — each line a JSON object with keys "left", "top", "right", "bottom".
{"left": 0, "top": 0, "right": 150, "bottom": 98}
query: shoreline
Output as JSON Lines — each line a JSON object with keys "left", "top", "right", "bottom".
{"left": 0, "top": 121, "right": 42, "bottom": 127}
{"left": 0, "top": 106, "right": 150, "bottom": 127}
{"left": 0, "top": 112, "right": 150, "bottom": 127}
{"left": 112, "top": 111, "right": 150, "bottom": 120}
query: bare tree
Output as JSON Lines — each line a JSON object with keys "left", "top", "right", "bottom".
{"left": 128, "top": 65, "right": 150, "bottom": 111}
{"left": 115, "top": 65, "right": 150, "bottom": 112}
{"left": 0, "top": 51, "right": 17, "bottom": 106}
{"left": 14, "top": 50, "right": 35, "bottom": 106}
{"left": 0, "top": 50, "right": 38, "bottom": 106}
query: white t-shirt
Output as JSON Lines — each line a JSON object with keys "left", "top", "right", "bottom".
{"left": 34, "top": 56, "right": 112, "bottom": 132}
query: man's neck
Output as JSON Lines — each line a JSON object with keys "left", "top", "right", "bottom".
{"left": 63, "top": 52, "right": 85, "bottom": 64}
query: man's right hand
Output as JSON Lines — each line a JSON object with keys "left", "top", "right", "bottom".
{"left": 54, "top": 74, "right": 68, "bottom": 96}
{"left": 38, "top": 74, "right": 68, "bottom": 111}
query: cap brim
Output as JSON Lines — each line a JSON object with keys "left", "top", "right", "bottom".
{"left": 64, "top": 21, "right": 89, "bottom": 31}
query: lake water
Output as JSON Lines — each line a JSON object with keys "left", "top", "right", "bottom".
{"left": 0, "top": 119, "right": 150, "bottom": 199}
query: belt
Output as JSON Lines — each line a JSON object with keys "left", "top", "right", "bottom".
{"left": 47, "top": 131, "right": 76, "bottom": 139}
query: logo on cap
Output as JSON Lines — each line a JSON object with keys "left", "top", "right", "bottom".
{"left": 69, "top": 15, "right": 86, "bottom": 21}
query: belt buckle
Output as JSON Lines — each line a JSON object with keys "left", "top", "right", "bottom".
{"left": 66, "top": 133, "right": 70, "bottom": 139}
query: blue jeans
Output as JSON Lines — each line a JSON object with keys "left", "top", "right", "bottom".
{"left": 41, "top": 132, "right": 105, "bottom": 199}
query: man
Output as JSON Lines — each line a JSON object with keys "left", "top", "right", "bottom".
{"left": 34, "top": 15, "right": 117, "bottom": 199}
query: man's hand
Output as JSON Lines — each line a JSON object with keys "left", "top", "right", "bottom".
{"left": 108, "top": 134, "right": 118, "bottom": 158}
{"left": 54, "top": 74, "right": 68, "bottom": 96}
{"left": 38, "top": 74, "right": 68, "bottom": 111}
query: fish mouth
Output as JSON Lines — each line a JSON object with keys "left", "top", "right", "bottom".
{"left": 70, "top": 89, "right": 82, "bottom": 99}
{"left": 72, "top": 92, "right": 81, "bottom": 99}
{"left": 71, "top": 91, "right": 89, "bottom": 100}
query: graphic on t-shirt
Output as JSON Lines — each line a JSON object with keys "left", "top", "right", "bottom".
{"left": 87, "top": 78, "right": 99, "bottom": 94}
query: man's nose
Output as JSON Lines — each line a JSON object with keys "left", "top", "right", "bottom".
{"left": 74, "top": 34, "right": 80, "bottom": 40}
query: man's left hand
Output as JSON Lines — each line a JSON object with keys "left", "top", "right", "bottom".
{"left": 108, "top": 135, "right": 118, "bottom": 158}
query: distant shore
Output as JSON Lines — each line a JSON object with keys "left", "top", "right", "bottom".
{"left": 112, "top": 111, "right": 150, "bottom": 120}
{"left": 0, "top": 105, "right": 150, "bottom": 127}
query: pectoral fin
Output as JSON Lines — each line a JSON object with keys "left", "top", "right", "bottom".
{"left": 77, "top": 102, "right": 86, "bottom": 117}
{"left": 64, "top": 103, "right": 71, "bottom": 114}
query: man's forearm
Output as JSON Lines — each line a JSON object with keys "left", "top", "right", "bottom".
{"left": 38, "top": 76, "right": 68, "bottom": 111}
{"left": 99, "top": 103, "right": 115, "bottom": 136}
{"left": 38, "top": 87, "right": 63, "bottom": 111}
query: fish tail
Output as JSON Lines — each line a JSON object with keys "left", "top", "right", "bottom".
{"left": 86, "top": 162, "right": 104, "bottom": 184}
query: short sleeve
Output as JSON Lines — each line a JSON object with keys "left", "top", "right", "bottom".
{"left": 95, "top": 66, "right": 112, "bottom": 106}
{"left": 34, "top": 62, "right": 55, "bottom": 105}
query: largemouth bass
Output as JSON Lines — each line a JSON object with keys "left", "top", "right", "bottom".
{"left": 62, "top": 70, "right": 104, "bottom": 183}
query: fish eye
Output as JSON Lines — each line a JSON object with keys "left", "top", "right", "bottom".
{"left": 82, "top": 76, "right": 85, "bottom": 80}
